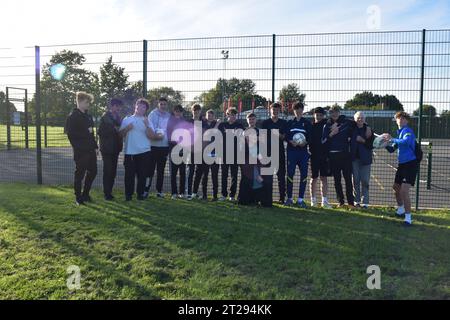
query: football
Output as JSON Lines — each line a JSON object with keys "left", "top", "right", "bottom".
{"left": 293, "top": 132, "right": 306, "bottom": 145}
{"left": 373, "top": 134, "right": 390, "bottom": 149}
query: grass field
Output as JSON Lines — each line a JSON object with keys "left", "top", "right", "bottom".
{"left": 0, "top": 124, "right": 70, "bottom": 149}
{"left": 0, "top": 183, "right": 448, "bottom": 300}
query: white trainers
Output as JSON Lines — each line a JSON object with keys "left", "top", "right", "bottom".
{"left": 178, "top": 194, "right": 185, "bottom": 199}
{"left": 218, "top": 196, "right": 226, "bottom": 201}
{"left": 397, "top": 206, "right": 406, "bottom": 216}
{"left": 171, "top": 194, "right": 177, "bottom": 200}
{"left": 187, "top": 194, "right": 193, "bottom": 201}
{"left": 228, "top": 196, "right": 236, "bottom": 202}
{"left": 311, "top": 199, "right": 318, "bottom": 207}
{"left": 322, "top": 202, "right": 332, "bottom": 209}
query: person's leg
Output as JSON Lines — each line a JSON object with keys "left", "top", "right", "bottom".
{"left": 360, "top": 164, "right": 371, "bottom": 206}
{"left": 179, "top": 164, "right": 186, "bottom": 196}
{"left": 400, "top": 183, "right": 412, "bottom": 224}
{"left": 202, "top": 164, "right": 210, "bottom": 198}
{"left": 156, "top": 147, "right": 169, "bottom": 194}
{"left": 331, "top": 153, "right": 345, "bottom": 205}
{"left": 286, "top": 151, "right": 297, "bottom": 201}
{"left": 298, "top": 155, "right": 309, "bottom": 202}
{"left": 170, "top": 160, "right": 179, "bottom": 195}
{"left": 211, "top": 164, "right": 219, "bottom": 198}
{"left": 73, "top": 153, "right": 87, "bottom": 201}
{"left": 221, "top": 164, "right": 229, "bottom": 198}
{"left": 342, "top": 153, "right": 354, "bottom": 206}
{"left": 393, "top": 183, "right": 403, "bottom": 206}
{"left": 277, "top": 152, "right": 286, "bottom": 202}
{"left": 124, "top": 155, "right": 136, "bottom": 199}
{"left": 229, "top": 164, "right": 239, "bottom": 198}
{"left": 352, "top": 160, "right": 362, "bottom": 205}
{"left": 82, "top": 151, "right": 97, "bottom": 199}
{"left": 110, "top": 153, "right": 119, "bottom": 196}
{"left": 187, "top": 163, "right": 195, "bottom": 196}
{"left": 102, "top": 154, "right": 113, "bottom": 197}
{"left": 310, "top": 156, "right": 319, "bottom": 205}
{"left": 136, "top": 152, "right": 151, "bottom": 198}
{"left": 193, "top": 164, "right": 204, "bottom": 195}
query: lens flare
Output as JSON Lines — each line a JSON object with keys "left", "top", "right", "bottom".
{"left": 50, "top": 64, "right": 66, "bottom": 80}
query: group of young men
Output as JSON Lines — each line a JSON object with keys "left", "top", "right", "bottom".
{"left": 65, "top": 91, "right": 419, "bottom": 225}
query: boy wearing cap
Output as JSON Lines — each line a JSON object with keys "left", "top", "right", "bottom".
{"left": 98, "top": 98, "right": 124, "bottom": 200}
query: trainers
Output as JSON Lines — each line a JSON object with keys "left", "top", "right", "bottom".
{"left": 218, "top": 196, "right": 226, "bottom": 201}
{"left": 178, "top": 194, "right": 185, "bottom": 199}
{"left": 322, "top": 202, "right": 332, "bottom": 209}
{"left": 82, "top": 194, "right": 92, "bottom": 203}
{"left": 104, "top": 195, "right": 114, "bottom": 201}
{"left": 187, "top": 194, "right": 193, "bottom": 201}
{"left": 362, "top": 204, "right": 369, "bottom": 209}
{"left": 297, "top": 200, "right": 307, "bottom": 209}
{"left": 284, "top": 198, "right": 294, "bottom": 206}
{"left": 396, "top": 206, "right": 406, "bottom": 216}
{"left": 156, "top": 193, "right": 164, "bottom": 198}
{"left": 171, "top": 194, "right": 178, "bottom": 200}
{"left": 75, "top": 197, "right": 85, "bottom": 206}
{"left": 142, "top": 191, "right": 149, "bottom": 199}
{"left": 191, "top": 193, "right": 198, "bottom": 200}
{"left": 311, "top": 200, "right": 318, "bottom": 207}
{"left": 228, "top": 196, "right": 236, "bottom": 202}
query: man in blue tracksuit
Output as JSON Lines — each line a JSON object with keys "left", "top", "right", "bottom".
{"left": 384, "top": 111, "right": 418, "bottom": 226}
{"left": 285, "top": 102, "right": 312, "bottom": 207}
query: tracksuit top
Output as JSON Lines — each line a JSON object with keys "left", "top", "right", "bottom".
{"left": 391, "top": 126, "right": 416, "bottom": 164}
{"left": 285, "top": 117, "right": 312, "bottom": 153}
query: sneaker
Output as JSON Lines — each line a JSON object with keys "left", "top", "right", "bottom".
{"left": 297, "top": 200, "right": 307, "bottom": 209}
{"left": 75, "top": 197, "right": 85, "bottom": 206}
{"left": 403, "top": 221, "right": 412, "bottom": 227}
{"left": 228, "top": 196, "right": 236, "bottom": 202}
{"left": 142, "top": 191, "right": 150, "bottom": 199}
{"left": 191, "top": 193, "right": 198, "bottom": 200}
{"left": 82, "top": 194, "right": 92, "bottom": 203}
{"left": 362, "top": 204, "right": 369, "bottom": 209}
{"left": 284, "top": 198, "right": 294, "bottom": 206}
{"left": 156, "top": 192, "right": 164, "bottom": 198}
{"left": 396, "top": 206, "right": 406, "bottom": 216}
{"left": 218, "top": 196, "right": 227, "bottom": 201}
{"left": 278, "top": 199, "right": 285, "bottom": 205}
{"left": 171, "top": 194, "right": 178, "bottom": 200}
{"left": 178, "top": 194, "right": 185, "bottom": 199}
{"left": 311, "top": 200, "right": 318, "bottom": 207}
{"left": 322, "top": 202, "right": 332, "bottom": 209}
{"left": 187, "top": 194, "right": 193, "bottom": 201}
{"left": 355, "top": 203, "right": 361, "bottom": 208}
{"left": 104, "top": 195, "right": 114, "bottom": 201}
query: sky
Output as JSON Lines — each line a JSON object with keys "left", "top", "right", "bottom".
{"left": 1, "top": 0, "right": 449, "bottom": 46}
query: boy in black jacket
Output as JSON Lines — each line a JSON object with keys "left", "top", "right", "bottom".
{"left": 65, "top": 92, "right": 98, "bottom": 205}
{"left": 98, "top": 98, "right": 123, "bottom": 200}
{"left": 321, "top": 106, "right": 355, "bottom": 207}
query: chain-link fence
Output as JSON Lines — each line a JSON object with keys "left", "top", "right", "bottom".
{"left": 0, "top": 30, "right": 449, "bottom": 209}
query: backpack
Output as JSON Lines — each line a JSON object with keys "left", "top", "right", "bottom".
{"left": 414, "top": 140, "right": 423, "bottom": 163}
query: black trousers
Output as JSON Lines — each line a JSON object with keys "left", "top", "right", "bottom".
{"left": 329, "top": 151, "right": 354, "bottom": 205}
{"left": 199, "top": 163, "right": 219, "bottom": 197}
{"left": 73, "top": 150, "right": 97, "bottom": 199}
{"left": 276, "top": 150, "right": 286, "bottom": 201}
{"left": 124, "top": 151, "right": 151, "bottom": 198}
{"left": 146, "top": 146, "right": 169, "bottom": 193}
{"left": 102, "top": 153, "right": 119, "bottom": 197}
{"left": 170, "top": 160, "right": 186, "bottom": 195}
{"left": 221, "top": 164, "right": 239, "bottom": 198}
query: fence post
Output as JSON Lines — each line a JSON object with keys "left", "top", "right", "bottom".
{"left": 415, "top": 29, "right": 426, "bottom": 210}
{"left": 35, "top": 46, "right": 43, "bottom": 185}
{"left": 5, "top": 87, "right": 11, "bottom": 150}
{"left": 143, "top": 40, "right": 148, "bottom": 98}
{"left": 271, "top": 34, "right": 276, "bottom": 103}
{"left": 24, "top": 90, "right": 29, "bottom": 149}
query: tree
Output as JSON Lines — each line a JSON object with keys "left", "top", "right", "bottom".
{"left": 196, "top": 78, "right": 266, "bottom": 112}
{"left": 413, "top": 104, "right": 437, "bottom": 117}
{"left": 0, "top": 91, "right": 17, "bottom": 124}
{"left": 345, "top": 91, "right": 403, "bottom": 111}
{"left": 99, "top": 56, "right": 129, "bottom": 107}
{"left": 30, "top": 50, "right": 100, "bottom": 125}
{"left": 147, "top": 87, "right": 184, "bottom": 109}
{"left": 278, "top": 83, "right": 305, "bottom": 104}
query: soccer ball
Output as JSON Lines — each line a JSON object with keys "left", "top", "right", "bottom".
{"left": 373, "top": 134, "right": 389, "bottom": 149}
{"left": 293, "top": 133, "right": 306, "bottom": 145}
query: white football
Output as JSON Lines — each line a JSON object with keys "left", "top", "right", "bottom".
{"left": 293, "top": 132, "right": 306, "bottom": 145}
{"left": 373, "top": 134, "right": 389, "bottom": 149}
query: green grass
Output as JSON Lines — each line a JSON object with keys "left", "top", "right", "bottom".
{"left": 0, "top": 124, "right": 70, "bottom": 149}
{"left": 0, "top": 183, "right": 449, "bottom": 300}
